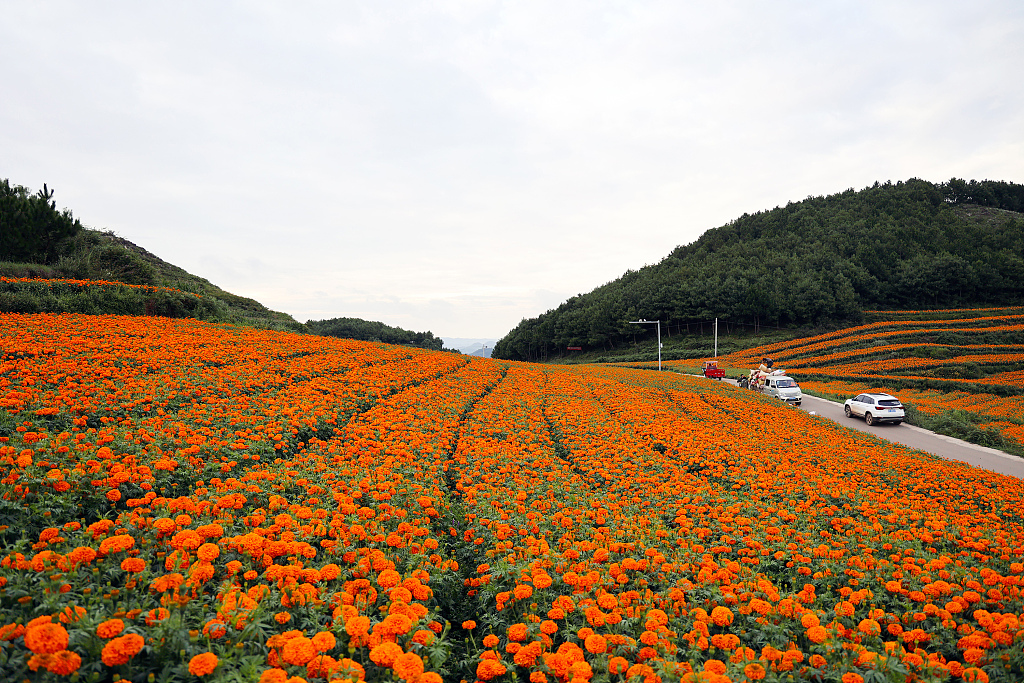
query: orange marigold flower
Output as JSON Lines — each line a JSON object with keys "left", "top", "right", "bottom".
{"left": 258, "top": 669, "right": 288, "bottom": 683}
{"left": 507, "top": 623, "right": 529, "bottom": 642}
{"left": 377, "top": 569, "right": 401, "bottom": 588}
{"left": 145, "top": 608, "right": 170, "bottom": 626}
{"left": 806, "top": 626, "right": 828, "bottom": 644}
{"left": 393, "top": 652, "right": 424, "bottom": 681}
{"left": 44, "top": 649, "right": 82, "bottom": 675}
{"left": 24, "top": 622, "right": 69, "bottom": 655}
{"left": 841, "top": 674, "right": 864, "bottom": 683}
{"left": 584, "top": 634, "right": 607, "bottom": 654}
{"left": 97, "top": 619, "right": 124, "bottom": 639}
{"left": 311, "top": 631, "right": 336, "bottom": 653}
{"left": 514, "top": 584, "right": 533, "bottom": 600}
{"left": 744, "top": 662, "right": 767, "bottom": 680}
{"left": 483, "top": 634, "right": 500, "bottom": 648}
{"left": 120, "top": 557, "right": 146, "bottom": 573}
{"left": 710, "top": 606, "right": 733, "bottom": 626}
{"left": 274, "top": 612, "right": 291, "bottom": 624}
{"left": 98, "top": 534, "right": 135, "bottom": 554}
{"left": 345, "top": 615, "right": 370, "bottom": 636}
{"left": 704, "top": 659, "right": 727, "bottom": 674}
{"left": 462, "top": 620, "right": 477, "bottom": 630}
{"left": 857, "top": 618, "right": 881, "bottom": 636}
{"left": 196, "top": 543, "right": 220, "bottom": 562}
{"left": 101, "top": 633, "right": 144, "bottom": 666}
{"left": 961, "top": 667, "right": 990, "bottom": 683}
{"left": 369, "top": 642, "right": 403, "bottom": 668}
{"left": 608, "top": 656, "right": 629, "bottom": 675}
{"left": 477, "top": 659, "right": 508, "bottom": 681}
{"left": 282, "top": 636, "right": 317, "bottom": 665}
{"left": 188, "top": 652, "right": 219, "bottom": 676}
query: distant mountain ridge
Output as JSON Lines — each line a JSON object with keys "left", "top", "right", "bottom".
{"left": 493, "top": 178, "right": 1024, "bottom": 362}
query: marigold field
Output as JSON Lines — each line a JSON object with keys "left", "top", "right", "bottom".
{"left": 2, "top": 313, "right": 1024, "bottom": 683}
{"left": 659, "top": 308, "right": 1024, "bottom": 451}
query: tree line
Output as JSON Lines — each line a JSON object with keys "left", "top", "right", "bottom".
{"left": 305, "top": 317, "right": 447, "bottom": 351}
{"left": 493, "top": 178, "right": 1024, "bottom": 361}
{"left": 1, "top": 180, "right": 83, "bottom": 263}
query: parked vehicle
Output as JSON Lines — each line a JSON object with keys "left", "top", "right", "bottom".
{"left": 761, "top": 375, "right": 802, "bottom": 406}
{"left": 844, "top": 393, "right": 904, "bottom": 425}
{"left": 702, "top": 360, "right": 726, "bottom": 380}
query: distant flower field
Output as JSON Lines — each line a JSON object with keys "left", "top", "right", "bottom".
{"left": 672, "top": 309, "right": 1024, "bottom": 451}
{"left": 2, "top": 313, "right": 1023, "bottom": 683}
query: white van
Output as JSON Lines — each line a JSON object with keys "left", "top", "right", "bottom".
{"left": 762, "top": 376, "right": 802, "bottom": 406}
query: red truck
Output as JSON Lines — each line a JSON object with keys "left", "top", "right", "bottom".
{"left": 702, "top": 360, "right": 726, "bottom": 380}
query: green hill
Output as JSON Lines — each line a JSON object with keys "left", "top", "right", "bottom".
{"left": 494, "top": 178, "right": 1024, "bottom": 362}
{"left": 305, "top": 316, "right": 449, "bottom": 351}
{"left": 0, "top": 179, "right": 301, "bottom": 330}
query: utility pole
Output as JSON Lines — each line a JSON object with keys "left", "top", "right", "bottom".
{"left": 714, "top": 317, "right": 718, "bottom": 357}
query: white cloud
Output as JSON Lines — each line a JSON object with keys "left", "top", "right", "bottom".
{"left": 2, "top": 1, "right": 1022, "bottom": 338}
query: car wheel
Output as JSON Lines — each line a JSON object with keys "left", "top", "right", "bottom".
{"left": 865, "top": 412, "right": 874, "bottom": 426}
{"left": 844, "top": 405, "right": 853, "bottom": 418}
{"left": 894, "top": 420, "right": 902, "bottom": 426}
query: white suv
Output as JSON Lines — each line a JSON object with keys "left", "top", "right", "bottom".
{"left": 844, "top": 393, "right": 904, "bottom": 425}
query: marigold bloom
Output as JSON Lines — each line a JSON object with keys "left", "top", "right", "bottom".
{"left": 196, "top": 543, "right": 220, "bottom": 562}
{"left": 120, "top": 557, "right": 146, "bottom": 573}
{"left": 282, "top": 636, "right": 317, "bottom": 665}
{"left": 710, "top": 606, "right": 733, "bottom": 626}
{"left": 584, "top": 634, "right": 607, "bottom": 654}
{"left": 393, "top": 652, "right": 425, "bottom": 681}
{"left": 806, "top": 626, "right": 828, "bottom": 644}
{"left": 189, "top": 652, "right": 219, "bottom": 676}
{"left": 97, "top": 619, "right": 124, "bottom": 639}
{"left": 24, "top": 622, "right": 69, "bottom": 655}
{"left": 477, "top": 659, "right": 508, "bottom": 680}
{"left": 346, "top": 615, "right": 370, "bottom": 636}
{"left": 608, "top": 656, "right": 629, "bottom": 674}
{"left": 377, "top": 569, "right": 400, "bottom": 588}
{"left": 507, "top": 622, "right": 529, "bottom": 642}
{"left": 369, "top": 642, "right": 403, "bottom": 667}
{"left": 101, "top": 633, "right": 144, "bottom": 666}
{"left": 311, "top": 631, "right": 336, "bottom": 653}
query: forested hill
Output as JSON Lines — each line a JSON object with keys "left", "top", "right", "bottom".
{"left": 305, "top": 317, "right": 446, "bottom": 351}
{"left": 493, "top": 178, "right": 1024, "bottom": 362}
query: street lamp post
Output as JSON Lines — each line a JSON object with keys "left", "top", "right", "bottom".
{"left": 628, "top": 319, "right": 661, "bottom": 371}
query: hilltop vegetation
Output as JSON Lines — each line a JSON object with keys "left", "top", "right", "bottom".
{"left": 306, "top": 316, "right": 448, "bottom": 351}
{"left": 1, "top": 178, "right": 305, "bottom": 330}
{"left": 1, "top": 179, "right": 442, "bottom": 344}
{"left": 494, "top": 178, "right": 1024, "bottom": 362}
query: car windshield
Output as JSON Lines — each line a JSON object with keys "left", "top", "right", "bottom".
{"left": 776, "top": 380, "right": 797, "bottom": 388}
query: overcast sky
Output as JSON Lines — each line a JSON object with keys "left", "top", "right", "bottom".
{"left": 3, "top": 1, "right": 1023, "bottom": 339}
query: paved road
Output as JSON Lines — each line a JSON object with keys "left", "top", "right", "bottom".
{"left": 713, "top": 378, "right": 1024, "bottom": 479}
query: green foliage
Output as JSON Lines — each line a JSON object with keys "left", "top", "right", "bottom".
{"left": 901, "top": 405, "right": 1024, "bottom": 457}
{"left": 306, "top": 317, "right": 444, "bottom": 350}
{"left": 494, "top": 178, "right": 1024, "bottom": 361}
{"left": 0, "top": 180, "right": 83, "bottom": 263}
